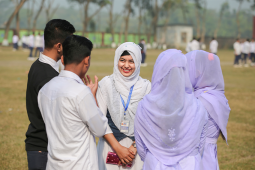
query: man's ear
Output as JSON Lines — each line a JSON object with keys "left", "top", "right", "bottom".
{"left": 83, "top": 56, "right": 90, "bottom": 66}
{"left": 61, "top": 55, "right": 64, "bottom": 65}
{"left": 56, "top": 43, "right": 62, "bottom": 53}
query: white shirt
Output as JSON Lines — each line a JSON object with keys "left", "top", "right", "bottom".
{"left": 38, "top": 70, "right": 108, "bottom": 170}
{"left": 21, "top": 36, "right": 26, "bottom": 43}
{"left": 233, "top": 42, "right": 241, "bottom": 55}
{"left": 28, "top": 35, "right": 34, "bottom": 47}
{"left": 250, "top": 42, "right": 255, "bottom": 53}
{"left": 186, "top": 42, "right": 192, "bottom": 52}
{"left": 210, "top": 40, "right": 218, "bottom": 53}
{"left": 242, "top": 41, "right": 250, "bottom": 54}
{"left": 35, "top": 35, "right": 43, "bottom": 48}
{"left": 12, "top": 35, "right": 19, "bottom": 43}
{"left": 39, "top": 53, "right": 59, "bottom": 73}
{"left": 190, "top": 40, "right": 200, "bottom": 51}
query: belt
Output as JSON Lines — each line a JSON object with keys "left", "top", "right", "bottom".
{"left": 205, "top": 137, "right": 218, "bottom": 144}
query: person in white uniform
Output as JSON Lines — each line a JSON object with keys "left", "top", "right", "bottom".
{"left": 38, "top": 35, "right": 108, "bottom": 170}
{"left": 233, "top": 39, "right": 242, "bottom": 67}
{"left": 12, "top": 32, "right": 19, "bottom": 51}
{"left": 97, "top": 42, "right": 151, "bottom": 170}
{"left": 250, "top": 39, "right": 255, "bottom": 65}
{"left": 28, "top": 32, "right": 35, "bottom": 60}
{"left": 210, "top": 37, "right": 218, "bottom": 55}
{"left": 191, "top": 37, "right": 200, "bottom": 51}
{"left": 34, "top": 33, "right": 44, "bottom": 57}
{"left": 242, "top": 39, "right": 250, "bottom": 67}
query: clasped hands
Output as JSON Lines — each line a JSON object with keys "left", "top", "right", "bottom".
{"left": 115, "top": 143, "right": 137, "bottom": 167}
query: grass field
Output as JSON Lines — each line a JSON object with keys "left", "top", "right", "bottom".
{"left": 0, "top": 46, "right": 254, "bottom": 169}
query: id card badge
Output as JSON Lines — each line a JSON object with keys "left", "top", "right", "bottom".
{"left": 120, "top": 120, "right": 130, "bottom": 133}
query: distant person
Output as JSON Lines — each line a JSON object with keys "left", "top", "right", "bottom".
{"left": 186, "top": 50, "right": 230, "bottom": 170}
{"left": 242, "top": 39, "right": 250, "bottom": 67}
{"left": 190, "top": 37, "right": 200, "bottom": 51}
{"left": 38, "top": 35, "right": 108, "bottom": 170}
{"left": 25, "top": 19, "right": 75, "bottom": 170}
{"left": 21, "top": 35, "right": 27, "bottom": 50}
{"left": 250, "top": 38, "right": 255, "bottom": 66}
{"left": 28, "top": 32, "right": 35, "bottom": 60}
{"left": 134, "top": 49, "right": 208, "bottom": 170}
{"left": 138, "top": 39, "right": 146, "bottom": 67}
{"left": 233, "top": 39, "right": 242, "bottom": 67}
{"left": 12, "top": 32, "right": 19, "bottom": 51}
{"left": 141, "top": 39, "right": 147, "bottom": 66}
{"left": 186, "top": 40, "right": 192, "bottom": 53}
{"left": 209, "top": 37, "right": 218, "bottom": 55}
{"left": 34, "top": 33, "right": 44, "bottom": 58}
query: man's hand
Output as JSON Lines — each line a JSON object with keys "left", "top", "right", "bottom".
{"left": 83, "top": 75, "right": 98, "bottom": 97}
{"left": 115, "top": 145, "right": 135, "bottom": 166}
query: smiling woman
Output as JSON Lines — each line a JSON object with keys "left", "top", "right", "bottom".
{"left": 118, "top": 51, "right": 135, "bottom": 77}
{"left": 96, "top": 42, "right": 151, "bottom": 170}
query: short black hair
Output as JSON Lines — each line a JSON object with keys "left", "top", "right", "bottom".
{"left": 212, "top": 37, "right": 215, "bottom": 40}
{"left": 121, "top": 50, "right": 130, "bottom": 56}
{"left": 62, "top": 35, "right": 93, "bottom": 65}
{"left": 247, "top": 38, "right": 250, "bottom": 41}
{"left": 44, "top": 19, "right": 75, "bottom": 49}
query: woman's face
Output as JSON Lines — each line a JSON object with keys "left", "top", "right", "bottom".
{"left": 118, "top": 55, "right": 135, "bottom": 77}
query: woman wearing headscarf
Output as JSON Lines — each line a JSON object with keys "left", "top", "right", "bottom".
{"left": 185, "top": 50, "right": 231, "bottom": 170}
{"left": 97, "top": 42, "right": 151, "bottom": 170}
{"left": 134, "top": 49, "right": 208, "bottom": 170}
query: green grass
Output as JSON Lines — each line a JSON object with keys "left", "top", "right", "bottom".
{"left": 0, "top": 47, "right": 254, "bottom": 169}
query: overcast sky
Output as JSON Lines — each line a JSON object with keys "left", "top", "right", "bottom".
{"left": 49, "top": 0, "right": 254, "bottom": 14}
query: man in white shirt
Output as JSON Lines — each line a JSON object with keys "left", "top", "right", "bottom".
{"left": 28, "top": 32, "right": 35, "bottom": 60}
{"left": 250, "top": 39, "right": 255, "bottom": 65}
{"left": 12, "top": 33, "right": 19, "bottom": 51}
{"left": 21, "top": 35, "right": 27, "bottom": 50}
{"left": 34, "top": 33, "right": 44, "bottom": 58}
{"left": 190, "top": 37, "right": 200, "bottom": 51}
{"left": 210, "top": 37, "right": 218, "bottom": 55}
{"left": 242, "top": 39, "right": 250, "bottom": 67}
{"left": 233, "top": 39, "right": 242, "bottom": 67}
{"left": 38, "top": 35, "right": 108, "bottom": 170}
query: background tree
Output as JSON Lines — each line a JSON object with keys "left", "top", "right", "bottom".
{"left": 194, "top": 0, "right": 202, "bottom": 38}
{"left": 124, "top": 0, "right": 133, "bottom": 42}
{"left": 45, "top": 0, "right": 58, "bottom": 22}
{"left": 33, "top": 0, "right": 45, "bottom": 31}
{"left": 236, "top": 0, "right": 244, "bottom": 38}
{"left": 200, "top": 0, "right": 207, "bottom": 42}
{"left": 69, "top": 0, "right": 108, "bottom": 36}
{"left": 26, "top": 0, "right": 35, "bottom": 33}
{"left": 3, "top": 0, "right": 26, "bottom": 42}
{"left": 107, "top": 0, "right": 119, "bottom": 43}
{"left": 214, "top": 1, "right": 229, "bottom": 38}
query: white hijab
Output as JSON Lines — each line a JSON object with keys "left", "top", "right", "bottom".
{"left": 98, "top": 42, "right": 151, "bottom": 136}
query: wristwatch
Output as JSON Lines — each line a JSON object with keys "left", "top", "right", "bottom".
{"left": 132, "top": 142, "right": 136, "bottom": 148}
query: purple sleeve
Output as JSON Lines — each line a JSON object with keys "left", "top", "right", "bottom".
{"left": 198, "top": 112, "right": 208, "bottom": 156}
{"left": 134, "top": 129, "right": 147, "bottom": 161}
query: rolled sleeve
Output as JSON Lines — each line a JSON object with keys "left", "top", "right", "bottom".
{"left": 78, "top": 92, "right": 108, "bottom": 137}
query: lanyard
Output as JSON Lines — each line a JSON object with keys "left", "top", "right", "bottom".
{"left": 120, "top": 85, "right": 134, "bottom": 118}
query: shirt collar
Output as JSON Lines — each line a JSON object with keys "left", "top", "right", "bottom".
{"left": 39, "top": 53, "right": 59, "bottom": 73}
{"left": 59, "top": 70, "right": 84, "bottom": 85}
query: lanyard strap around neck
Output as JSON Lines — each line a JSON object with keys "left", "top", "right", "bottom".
{"left": 120, "top": 85, "right": 134, "bottom": 116}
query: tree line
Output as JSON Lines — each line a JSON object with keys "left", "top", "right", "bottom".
{"left": 1, "top": 0, "right": 254, "bottom": 43}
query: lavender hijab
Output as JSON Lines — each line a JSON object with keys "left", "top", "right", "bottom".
{"left": 135, "top": 49, "right": 207, "bottom": 166}
{"left": 186, "top": 50, "right": 230, "bottom": 142}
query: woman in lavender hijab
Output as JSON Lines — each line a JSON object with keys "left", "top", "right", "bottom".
{"left": 185, "top": 50, "right": 230, "bottom": 170}
{"left": 134, "top": 49, "right": 208, "bottom": 170}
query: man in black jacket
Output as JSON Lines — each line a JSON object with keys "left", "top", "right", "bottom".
{"left": 25, "top": 19, "right": 75, "bottom": 170}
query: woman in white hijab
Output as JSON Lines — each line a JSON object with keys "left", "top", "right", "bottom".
{"left": 97, "top": 42, "right": 151, "bottom": 170}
